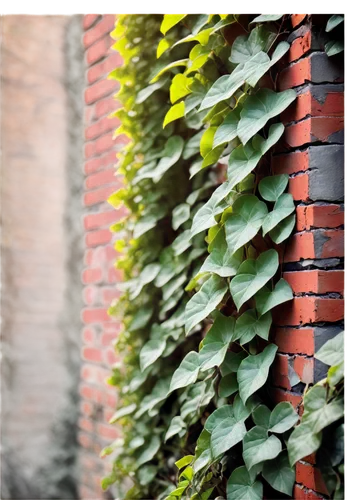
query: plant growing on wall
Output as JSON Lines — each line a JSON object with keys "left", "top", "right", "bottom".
{"left": 104, "top": 14, "right": 344, "bottom": 500}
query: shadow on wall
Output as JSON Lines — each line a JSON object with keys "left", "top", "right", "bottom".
{"left": 1, "top": 14, "right": 84, "bottom": 499}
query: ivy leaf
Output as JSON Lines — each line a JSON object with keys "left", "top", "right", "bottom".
{"left": 165, "top": 416, "right": 186, "bottom": 442}
{"left": 326, "top": 15, "right": 344, "bottom": 32}
{"left": 255, "top": 279, "right": 293, "bottom": 316}
{"left": 230, "top": 249, "right": 279, "bottom": 311}
{"left": 237, "top": 89, "right": 296, "bottom": 145}
{"left": 288, "top": 422, "right": 322, "bottom": 466}
{"left": 315, "top": 331, "right": 344, "bottom": 367}
{"left": 269, "top": 213, "right": 296, "bottom": 244}
{"left": 237, "top": 344, "right": 278, "bottom": 404}
{"left": 229, "top": 25, "right": 276, "bottom": 64}
{"left": 258, "top": 174, "right": 289, "bottom": 202}
{"left": 136, "top": 78, "right": 169, "bottom": 104}
{"left": 225, "top": 195, "right": 268, "bottom": 255}
{"left": 326, "top": 41, "right": 343, "bottom": 56}
{"left": 252, "top": 404, "right": 271, "bottom": 428}
{"left": 160, "top": 15, "right": 187, "bottom": 35}
{"left": 301, "top": 386, "right": 344, "bottom": 434}
{"left": 205, "top": 404, "right": 234, "bottom": 432}
{"left": 269, "top": 402, "right": 299, "bottom": 433}
{"left": 219, "top": 373, "right": 239, "bottom": 397}
{"left": 198, "top": 313, "right": 236, "bottom": 370}
{"left": 170, "top": 351, "right": 200, "bottom": 392}
{"left": 136, "top": 435, "right": 161, "bottom": 467}
{"left": 251, "top": 14, "right": 284, "bottom": 23}
{"left": 139, "top": 136, "right": 184, "bottom": 183}
{"left": 262, "top": 452, "right": 295, "bottom": 496}
{"left": 183, "top": 130, "right": 205, "bottom": 159}
{"left": 211, "top": 416, "right": 246, "bottom": 458}
{"left": 163, "top": 101, "right": 186, "bottom": 128}
{"left": 172, "top": 203, "right": 190, "bottom": 230}
{"left": 129, "top": 263, "right": 161, "bottom": 300}
{"left": 150, "top": 59, "right": 189, "bottom": 83}
{"left": 190, "top": 183, "right": 231, "bottom": 237}
{"left": 328, "top": 361, "right": 344, "bottom": 388}
{"left": 175, "top": 455, "right": 194, "bottom": 469}
{"left": 140, "top": 338, "right": 166, "bottom": 372}
{"left": 227, "top": 124, "right": 284, "bottom": 193}
{"left": 221, "top": 351, "right": 247, "bottom": 377}
{"left": 243, "top": 426, "right": 282, "bottom": 470}
{"left": 109, "top": 403, "right": 137, "bottom": 424}
{"left": 185, "top": 275, "right": 228, "bottom": 334}
{"left": 213, "top": 107, "right": 241, "bottom": 148}
{"left": 262, "top": 194, "right": 295, "bottom": 235}
{"left": 170, "top": 74, "right": 193, "bottom": 104}
{"left": 193, "top": 429, "right": 212, "bottom": 473}
{"left": 199, "top": 227, "right": 244, "bottom": 277}
{"left": 157, "top": 37, "right": 173, "bottom": 58}
{"left": 227, "top": 466, "right": 263, "bottom": 500}
{"left": 234, "top": 309, "right": 272, "bottom": 345}
{"left": 172, "top": 229, "right": 192, "bottom": 256}
{"left": 129, "top": 305, "right": 153, "bottom": 331}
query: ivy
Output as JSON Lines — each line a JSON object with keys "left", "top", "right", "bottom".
{"left": 104, "top": 13, "right": 344, "bottom": 500}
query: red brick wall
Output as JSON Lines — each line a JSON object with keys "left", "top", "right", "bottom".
{"left": 0, "top": 13, "right": 66, "bottom": 468}
{"left": 79, "top": 14, "right": 344, "bottom": 499}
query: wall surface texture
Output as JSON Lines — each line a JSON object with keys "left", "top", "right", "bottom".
{"left": 79, "top": 14, "right": 344, "bottom": 500}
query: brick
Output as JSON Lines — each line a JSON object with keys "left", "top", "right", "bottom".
{"left": 80, "top": 401, "right": 94, "bottom": 417}
{"left": 274, "top": 327, "right": 315, "bottom": 355}
{"left": 85, "top": 115, "right": 119, "bottom": 141}
{"left": 83, "top": 285, "right": 98, "bottom": 305}
{"left": 283, "top": 270, "right": 344, "bottom": 294}
{"left": 289, "top": 174, "right": 309, "bottom": 201}
{"left": 84, "top": 79, "right": 118, "bottom": 105}
{"left": 108, "top": 266, "right": 123, "bottom": 283}
{"left": 296, "top": 204, "right": 344, "bottom": 230}
{"left": 294, "top": 484, "right": 325, "bottom": 499}
{"left": 79, "top": 417, "right": 95, "bottom": 433}
{"left": 296, "top": 462, "right": 329, "bottom": 496}
{"left": 284, "top": 229, "right": 344, "bottom": 262}
{"left": 101, "top": 330, "right": 118, "bottom": 347}
{"left": 83, "top": 14, "right": 100, "bottom": 30}
{"left": 273, "top": 354, "right": 313, "bottom": 389}
{"left": 273, "top": 297, "right": 344, "bottom": 326}
{"left": 84, "top": 210, "right": 121, "bottom": 231}
{"left": 289, "top": 28, "right": 311, "bottom": 63}
{"left": 78, "top": 432, "right": 93, "bottom": 450}
{"left": 284, "top": 117, "right": 344, "bottom": 148}
{"left": 83, "top": 15, "right": 116, "bottom": 48}
{"left": 94, "top": 96, "right": 119, "bottom": 120}
{"left": 101, "top": 287, "right": 120, "bottom": 305}
{"left": 84, "top": 187, "right": 115, "bottom": 207}
{"left": 82, "top": 267, "right": 102, "bottom": 284}
{"left": 85, "top": 229, "right": 112, "bottom": 248}
{"left": 84, "top": 150, "right": 118, "bottom": 174}
{"left": 291, "top": 15, "right": 307, "bottom": 28}
{"left": 82, "top": 308, "right": 110, "bottom": 324}
{"left": 86, "top": 36, "right": 113, "bottom": 66}
{"left": 293, "top": 356, "right": 314, "bottom": 384}
{"left": 97, "top": 423, "right": 119, "bottom": 441}
{"left": 85, "top": 133, "right": 126, "bottom": 159}
{"left": 87, "top": 52, "right": 123, "bottom": 84}
{"left": 82, "top": 346, "right": 103, "bottom": 363}
{"left": 82, "top": 327, "right": 96, "bottom": 345}
{"left": 271, "top": 387, "right": 302, "bottom": 409}
{"left": 85, "top": 168, "right": 117, "bottom": 189}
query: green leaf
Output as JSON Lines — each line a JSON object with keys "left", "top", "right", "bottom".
{"left": 227, "top": 466, "right": 263, "bottom": 500}
{"left": 229, "top": 25, "right": 276, "bottom": 64}
{"left": 137, "top": 136, "right": 184, "bottom": 183}
{"left": 175, "top": 455, "right": 194, "bottom": 469}
{"left": 183, "top": 130, "right": 204, "bottom": 159}
{"left": 301, "top": 386, "right": 344, "bottom": 434}
{"left": 213, "top": 107, "right": 241, "bottom": 148}
{"left": 262, "top": 452, "right": 295, "bottom": 496}
{"left": 140, "top": 338, "right": 166, "bottom": 372}
{"left": 219, "top": 373, "right": 239, "bottom": 397}
{"left": 172, "top": 203, "right": 190, "bottom": 230}
{"left": 255, "top": 279, "right": 293, "bottom": 316}
{"left": 269, "top": 402, "right": 299, "bottom": 433}
{"left": 200, "top": 126, "right": 216, "bottom": 157}
{"left": 258, "top": 174, "right": 289, "bottom": 202}
{"left": 163, "top": 101, "right": 186, "bottom": 128}
{"left": 136, "top": 78, "right": 169, "bottom": 104}
{"left": 190, "top": 183, "right": 231, "bottom": 236}
{"left": 211, "top": 416, "right": 246, "bottom": 458}
{"left": 225, "top": 195, "right": 268, "bottom": 255}
{"left": 325, "top": 40, "right": 344, "bottom": 57}
{"left": 234, "top": 309, "right": 272, "bottom": 344}
{"left": 160, "top": 15, "right": 187, "bottom": 35}
{"left": 205, "top": 404, "right": 234, "bottom": 432}
{"left": 109, "top": 403, "right": 137, "bottom": 424}
{"left": 315, "top": 331, "right": 344, "bottom": 367}
{"left": 230, "top": 249, "right": 279, "bottom": 311}
{"left": 170, "top": 351, "right": 200, "bottom": 392}
{"left": 138, "top": 465, "right": 157, "bottom": 486}
{"left": 326, "top": 15, "right": 344, "bottom": 32}
{"left": 227, "top": 124, "right": 284, "bottom": 194}
{"left": 165, "top": 416, "right": 186, "bottom": 442}
{"left": 199, "top": 227, "right": 244, "bottom": 277}
{"left": 170, "top": 74, "right": 193, "bottom": 103}
{"left": 237, "top": 344, "right": 278, "bottom": 404}
{"left": 137, "top": 435, "right": 161, "bottom": 467}
{"left": 328, "top": 361, "right": 344, "bottom": 387}
{"left": 243, "top": 426, "right": 282, "bottom": 470}
{"left": 262, "top": 194, "right": 295, "bottom": 235}
{"left": 287, "top": 422, "right": 322, "bottom": 466}
{"left": 221, "top": 350, "right": 247, "bottom": 377}
{"left": 237, "top": 89, "right": 296, "bottom": 145}
{"left": 150, "top": 59, "right": 189, "bottom": 83}
{"left": 251, "top": 14, "right": 284, "bottom": 23}
{"left": 185, "top": 274, "right": 228, "bottom": 334}
{"left": 269, "top": 213, "right": 296, "bottom": 244}
{"left": 252, "top": 404, "right": 271, "bottom": 428}
{"left": 198, "top": 312, "right": 236, "bottom": 370}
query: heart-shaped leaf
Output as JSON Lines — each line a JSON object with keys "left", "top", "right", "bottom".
{"left": 258, "top": 174, "right": 289, "bottom": 202}
{"left": 251, "top": 14, "right": 284, "bottom": 23}
{"left": 269, "top": 402, "right": 299, "bottom": 433}
{"left": 199, "top": 227, "right": 244, "bottom": 277}
{"left": 198, "top": 312, "right": 236, "bottom": 370}
{"left": 230, "top": 249, "right": 279, "bottom": 311}
{"left": 262, "top": 194, "right": 295, "bottom": 236}
{"left": 237, "top": 89, "right": 296, "bottom": 145}
{"left": 234, "top": 309, "right": 272, "bottom": 344}
{"left": 315, "top": 331, "right": 344, "bottom": 367}
{"left": 262, "top": 452, "right": 295, "bottom": 496}
{"left": 137, "top": 435, "right": 161, "bottom": 467}
{"left": 243, "top": 426, "right": 282, "bottom": 470}
{"left": 213, "top": 107, "right": 241, "bottom": 148}
{"left": 229, "top": 25, "right": 276, "bottom": 64}
{"left": 191, "top": 182, "right": 231, "bottom": 237}
{"left": 326, "top": 14, "right": 344, "bottom": 32}
{"left": 219, "top": 373, "right": 239, "bottom": 397}
{"left": 227, "top": 466, "right": 263, "bottom": 500}
{"left": 170, "top": 74, "right": 193, "bottom": 104}
{"left": 225, "top": 195, "right": 268, "bottom": 255}
{"left": 185, "top": 274, "right": 228, "bottom": 334}
{"left": 163, "top": 101, "right": 185, "bottom": 128}
{"left": 211, "top": 417, "right": 246, "bottom": 458}
{"left": 170, "top": 351, "right": 200, "bottom": 392}
{"left": 269, "top": 213, "right": 296, "bottom": 244}
{"left": 140, "top": 338, "right": 166, "bottom": 372}
{"left": 237, "top": 344, "right": 278, "bottom": 404}
{"left": 255, "top": 279, "right": 293, "bottom": 316}
{"left": 165, "top": 416, "right": 186, "bottom": 442}
{"left": 287, "top": 422, "right": 322, "bottom": 466}
{"left": 252, "top": 404, "right": 271, "bottom": 428}
{"left": 160, "top": 14, "right": 187, "bottom": 35}
{"left": 172, "top": 203, "right": 190, "bottom": 230}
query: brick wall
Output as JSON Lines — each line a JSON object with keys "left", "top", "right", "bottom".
{"left": 79, "top": 14, "right": 344, "bottom": 499}
{"left": 0, "top": 13, "right": 66, "bottom": 470}
{"left": 80, "top": 14, "right": 124, "bottom": 499}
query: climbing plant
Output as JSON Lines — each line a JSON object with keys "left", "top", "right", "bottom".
{"left": 104, "top": 14, "right": 344, "bottom": 500}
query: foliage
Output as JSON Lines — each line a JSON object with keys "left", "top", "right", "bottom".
{"left": 104, "top": 13, "right": 344, "bottom": 500}
{"left": 325, "top": 15, "right": 344, "bottom": 57}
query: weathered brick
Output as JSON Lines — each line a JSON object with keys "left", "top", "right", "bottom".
{"left": 294, "top": 484, "right": 325, "bottom": 499}
{"left": 87, "top": 51, "right": 123, "bottom": 84}
{"left": 296, "top": 462, "right": 329, "bottom": 496}
{"left": 86, "top": 36, "right": 113, "bottom": 66}
{"left": 85, "top": 115, "right": 119, "bottom": 141}
{"left": 84, "top": 79, "right": 119, "bottom": 105}
{"left": 83, "top": 14, "right": 100, "bottom": 31}
{"left": 85, "top": 229, "right": 112, "bottom": 247}
{"left": 84, "top": 186, "right": 115, "bottom": 206}
{"left": 84, "top": 151, "right": 118, "bottom": 175}
{"left": 296, "top": 204, "right": 344, "bottom": 230}
{"left": 83, "top": 210, "right": 121, "bottom": 231}
{"left": 284, "top": 229, "right": 344, "bottom": 262}
{"left": 274, "top": 327, "right": 315, "bottom": 355}
{"left": 82, "top": 268, "right": 102, "bottom": 284}
{"left": 82, "top": 308, "right": 110, "bottom": 324}
{"left": 83, "top": 15, "right": 116, "bottom": 49}
{"left": 291, "top": 15, "right": 307, "bottom": 28}
{"left": 283, "top": 270, "right": 344, "bottom": 294}
{"left": 274, "top": 296, "right": 344, "bottom": 325}
{"left": 284, "top": 117, "right": 344, "bottom": 148}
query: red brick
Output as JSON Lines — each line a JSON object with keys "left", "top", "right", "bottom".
{"left": 285, "top": 117, "right": 344, "bottom": 148}
{"left": 282, "top": 89, "right": 344, "bottom": 124}
{"left": 86, "top": 37, "right": 113, "bottom": 66}
{"left": 283, "top": 229, "right": 344, "bottom": 262}
{"left": 296, "top": 462, "right": 329, "bottom": 495}
{"left": 94, "top": 96, "right": 119, "bottom": 120}
{"left": 87, "top": 52, "right": 123, "bottom": 84}
{"left": 83, "top": 14, "right": 100, "bottom": 30}
{"left": 293, "top": 356, "right": 314, "bottom": 384}
{"left": 85, "top": 168, "right": 117, "bottom": 189}
{"left": 84, "top": 79, "right": 119, "bottom": 105}
{"left": 101, "top": 330, "right": 118, "bottom": 347}
{"left": 82, "top": 267, "right": 102, "bottom": 284}
{"left": 82, "top": 346, "right": 103, "bottom": 363}
{"left": 289, "top": 29, "right": 311, "bottom": 63}
{"left": 296, "top": 204, "right": 344, "bottom": 230}
{"left": 83, "top": 15, "right": 116, "bottom": 49}
{"left": 78, "top": 431, "right": 93, "bottom": 450}
{"left": 84, "top": 187, "right": 115, "bottom": 207}
{"left": 85, "top": 229, "right": 112, "bottom": 248}
{"left": 82, "top": 307, "right": 110, "bottom": 324}
{"left": 80, "top": 401, "right": 94, "bottom": 417}
{"left": 84, "top": 151, "right": 118, "bottom": 174}
{"left": 294, "top": 484, "right": 325, "bottom": 499}
{"left": 108, "top": 266, "right": 123, "bottom": 283}
{"left": 79, "top": 417, "right": 95, "bottom": 433}
{"left": 283, "top": 270, "right": 344, "bottom": 294}
{"left": 82, "top": 327, "right": 96, "bottom": 345}
{"left": 85, "top": 115, "right": 119, "bottom": 141}
{"left": 271, "top": 387, "right": 302, "bottom": 409}
{"left": 273, "top": 297, "right": 344, "bottom": 326}
{"left": 273, "top": 150, "right": 309, "bottom": 175}
{"left": 274, "top": 327, "right": 314, "bottom": 355}
{"left": 97, "top": 423, "right": 119, "bottom": 441}
{"left": 85, "top": 133, "right": 126, "bottom": 159}
{"left": 279, "top": 57, "right": 310, "bottom": 90}
{"left": 273, "top": 354, "right": 290, "bottom": 389}
{"left": 84, "top": 210, "right": 121, "bottom": 231}
{"left": 289, "top": 174, "right": 309, "bottom": 201}
{"left": 83, "top": 285, "right": 98, "bottom": 306}
{"left": 291, "top": 15, "right": 307, "bottom": 28}
{"left": 101, "top": 287, "right": 120, "bottom": 305}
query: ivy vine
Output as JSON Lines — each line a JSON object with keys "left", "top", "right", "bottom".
{"left": 103, "top": 14, "right": 344, "bottom": 500}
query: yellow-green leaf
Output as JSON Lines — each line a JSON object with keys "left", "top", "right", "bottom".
{"left": 160, "top": 14, "right": 187, "bottom": 35}
{"left": 163, "top": 101, "right": 185, "bottom": 128}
